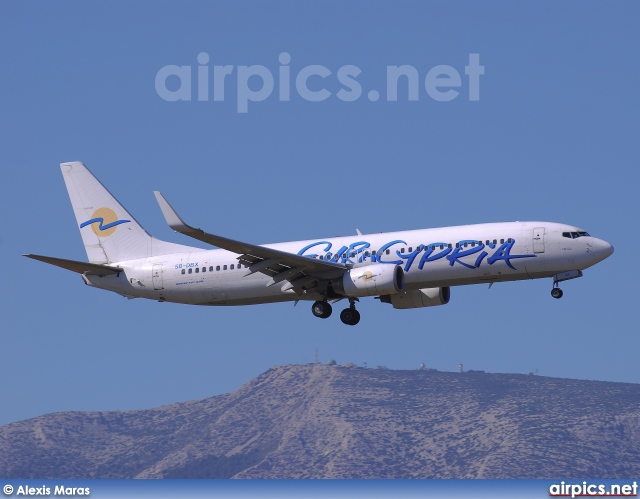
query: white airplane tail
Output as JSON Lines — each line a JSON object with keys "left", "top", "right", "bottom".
{"left": 61, "top": 161, "right": 197, "bottom": 263}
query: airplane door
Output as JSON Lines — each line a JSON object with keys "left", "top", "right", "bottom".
{"left": 152, "top": 264, "right": 164, "bottom": 290}
{"left": 533, "top": 227, "right": 545, "bottom": 253}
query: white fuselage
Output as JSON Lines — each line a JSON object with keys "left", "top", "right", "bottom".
{"left": 83, "top": 221, "right": 613, "bottom": 306}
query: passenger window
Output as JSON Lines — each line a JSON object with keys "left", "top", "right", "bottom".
{"left": 493, "top": 239, "right": 497, "bottom": 245}
{"left": 195, "top": 267, "right": 199, "bottom": 273}
{"left": 188, "top": 268, "right": 192, "bottom": 274}
{"left": 400, "top": 248, "right": 405, "bottom": 253}
{"left": 238, "top": 264, "right": 242, "bottom": 269}
{"left": 471, "top": 242, "right": 475, "bottom": 247}
{"left": 202, "top": 267, "right": 206, "bottom": 273}
{"left": 508, "top": 238, "right": 512, "bottom": 243}
{"left": 372, "top": 250, "right": 376, "bottom": 256}
{"left": 386, "top": 250, "right": 390, "bottom": 255}
{"left": 440, "top": 244, "right": 444, "bottom": 250}
{"left": 408, "top": 247, "right": 412, "bottom": 252}
{"left": 216, "top": 266, "right": 220, "bottom": 271}
{"left": 464, "top": 242, "right": 468, "bottom": 248}
{"left": 448, "top": 243, "right": 452, "bottom": 249}
{"left": 181, "top": 269, "right": 185, "bottom": 275}
{"left": 223, "top": 265, "right": 227, "bottom": 270}
{"left": 230, "top": 264, "right": 234, "bottom": 270}
{"left": 500, "top": 239, "right": 504, "bottom": 244}
{"left": 456, "top": 243, "right": 460, "bottom": 248}
{"left": 209, "top": 266, "right": 213, "bottom": 272}
{"left": 486, "top": 240, "right": 489, "bottom": 245}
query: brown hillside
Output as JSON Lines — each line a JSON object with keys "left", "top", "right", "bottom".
{"left": 1, "top": 365, "right": 639, "bottom": 478}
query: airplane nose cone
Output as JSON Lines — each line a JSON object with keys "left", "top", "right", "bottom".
{"left": 592, "top": 238, "right": 614, "bottom": 260}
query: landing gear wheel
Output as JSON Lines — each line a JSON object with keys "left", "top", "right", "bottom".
{"left": 551, "top": 288, "right": 563, "bottom": 299}
{"left": 312, "top": 301, "right": 332, "bottom": 319}
{"left": 340, "top": 308, "right": 361, "bottom": 326}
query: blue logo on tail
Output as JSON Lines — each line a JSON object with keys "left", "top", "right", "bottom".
{"left": 80, "top": 218, "right": 130, "bottom": 231}
{"left": 80, "top": 207, "right": 130, "bottom": 237}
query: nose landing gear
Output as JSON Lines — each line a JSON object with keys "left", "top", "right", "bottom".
{"left": 550, "top": 270, "right": 582, "bottom": 299}
{"left": 551, "top": 286, "right": 563, "bottom": 299}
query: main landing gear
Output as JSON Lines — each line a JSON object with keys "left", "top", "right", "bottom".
{"left": 340, "top": 300, "right": 361, "bottom": 326}
{"left": 311, "top": 300, "right": 332, "bottom": 319}
{"left": 311, "top": 299, "right": 360, "bottom": 326}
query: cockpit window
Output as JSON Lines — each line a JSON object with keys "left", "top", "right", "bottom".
{"left": 563, "top": 231, "right": 591, "bottom": 239}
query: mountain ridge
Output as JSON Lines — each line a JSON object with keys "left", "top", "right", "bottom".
{"left": 2, "top": 364, "right": 639, "bottom": 478}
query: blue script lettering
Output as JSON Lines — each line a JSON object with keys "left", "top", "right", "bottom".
{"left": 475, "top": 250, "right": 489, "bottom": 268}
{"left": 298, "top": 241, "right": 332, "bottom": 259}
{"left": 376, "top": 240, "right": 406, "bottom": 265}
{"left": 298, "top": 237, "right": 535, "bottom": 271}
{"left": 487, "top": 239, "right": 533, "bottom": 270}
{"left": 332, "top": 246, "right": 349, "bottom": 263}
{"left": 447, "top": 241, "right": 484, "bottom": 269}
{"left": 418, "top": 243, "right": 453, "bottom": 270}
{"left": 399, "top": 244, "right": 425, "bottom": 272}
{"left": 347, "top": 242, "right": 370, "bottom": 264}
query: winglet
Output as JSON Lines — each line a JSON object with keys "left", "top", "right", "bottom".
{"left": 153, "top": 191, "right": 194, "bottom": 232}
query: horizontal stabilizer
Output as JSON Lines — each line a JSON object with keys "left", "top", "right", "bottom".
{"left": 24, "top": 254, "right": 123, "bottom": 276}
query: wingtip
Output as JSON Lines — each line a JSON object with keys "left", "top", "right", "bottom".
{"left": 153, "top": 191, "right": 191, "bottom": 231}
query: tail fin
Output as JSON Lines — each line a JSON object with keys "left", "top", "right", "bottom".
{"left": 61, "top": 161, "right": 197, "bottom": 263}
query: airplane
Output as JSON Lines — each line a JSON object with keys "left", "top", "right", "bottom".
{"left": 25, "top": 162, "right": 614, "bottom": 326}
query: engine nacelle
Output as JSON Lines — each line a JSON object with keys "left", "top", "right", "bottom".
{"left": 380, "top": 287, "right": 450, "bottom": 309}
{"left": 335, "top": 264, "right": 404, "bottom": 297}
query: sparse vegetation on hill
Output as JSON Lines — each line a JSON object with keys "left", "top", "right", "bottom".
{"left": 1, "top": 365, "right": 639, "bottom": 478}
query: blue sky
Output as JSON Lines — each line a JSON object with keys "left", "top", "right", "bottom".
{"left": 1, "top": 1, "right": 638, "bottom": 427}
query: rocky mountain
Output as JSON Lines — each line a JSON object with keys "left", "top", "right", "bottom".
{"left": 1, "top": 364, "right": 639, "bottom": 478}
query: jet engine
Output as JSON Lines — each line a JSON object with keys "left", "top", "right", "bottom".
{"left": 380, "top": 287, "right": 450, "bottom": 309}
{"left": 333, "top": 264, "right": 404, "bottom": 297}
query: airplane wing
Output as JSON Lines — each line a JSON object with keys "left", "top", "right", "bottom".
{"left": 154, "top": 192, "right": 348, "bottom": 293}
{"left": 24, "top": 254, "right": 124, "bottom": 276}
